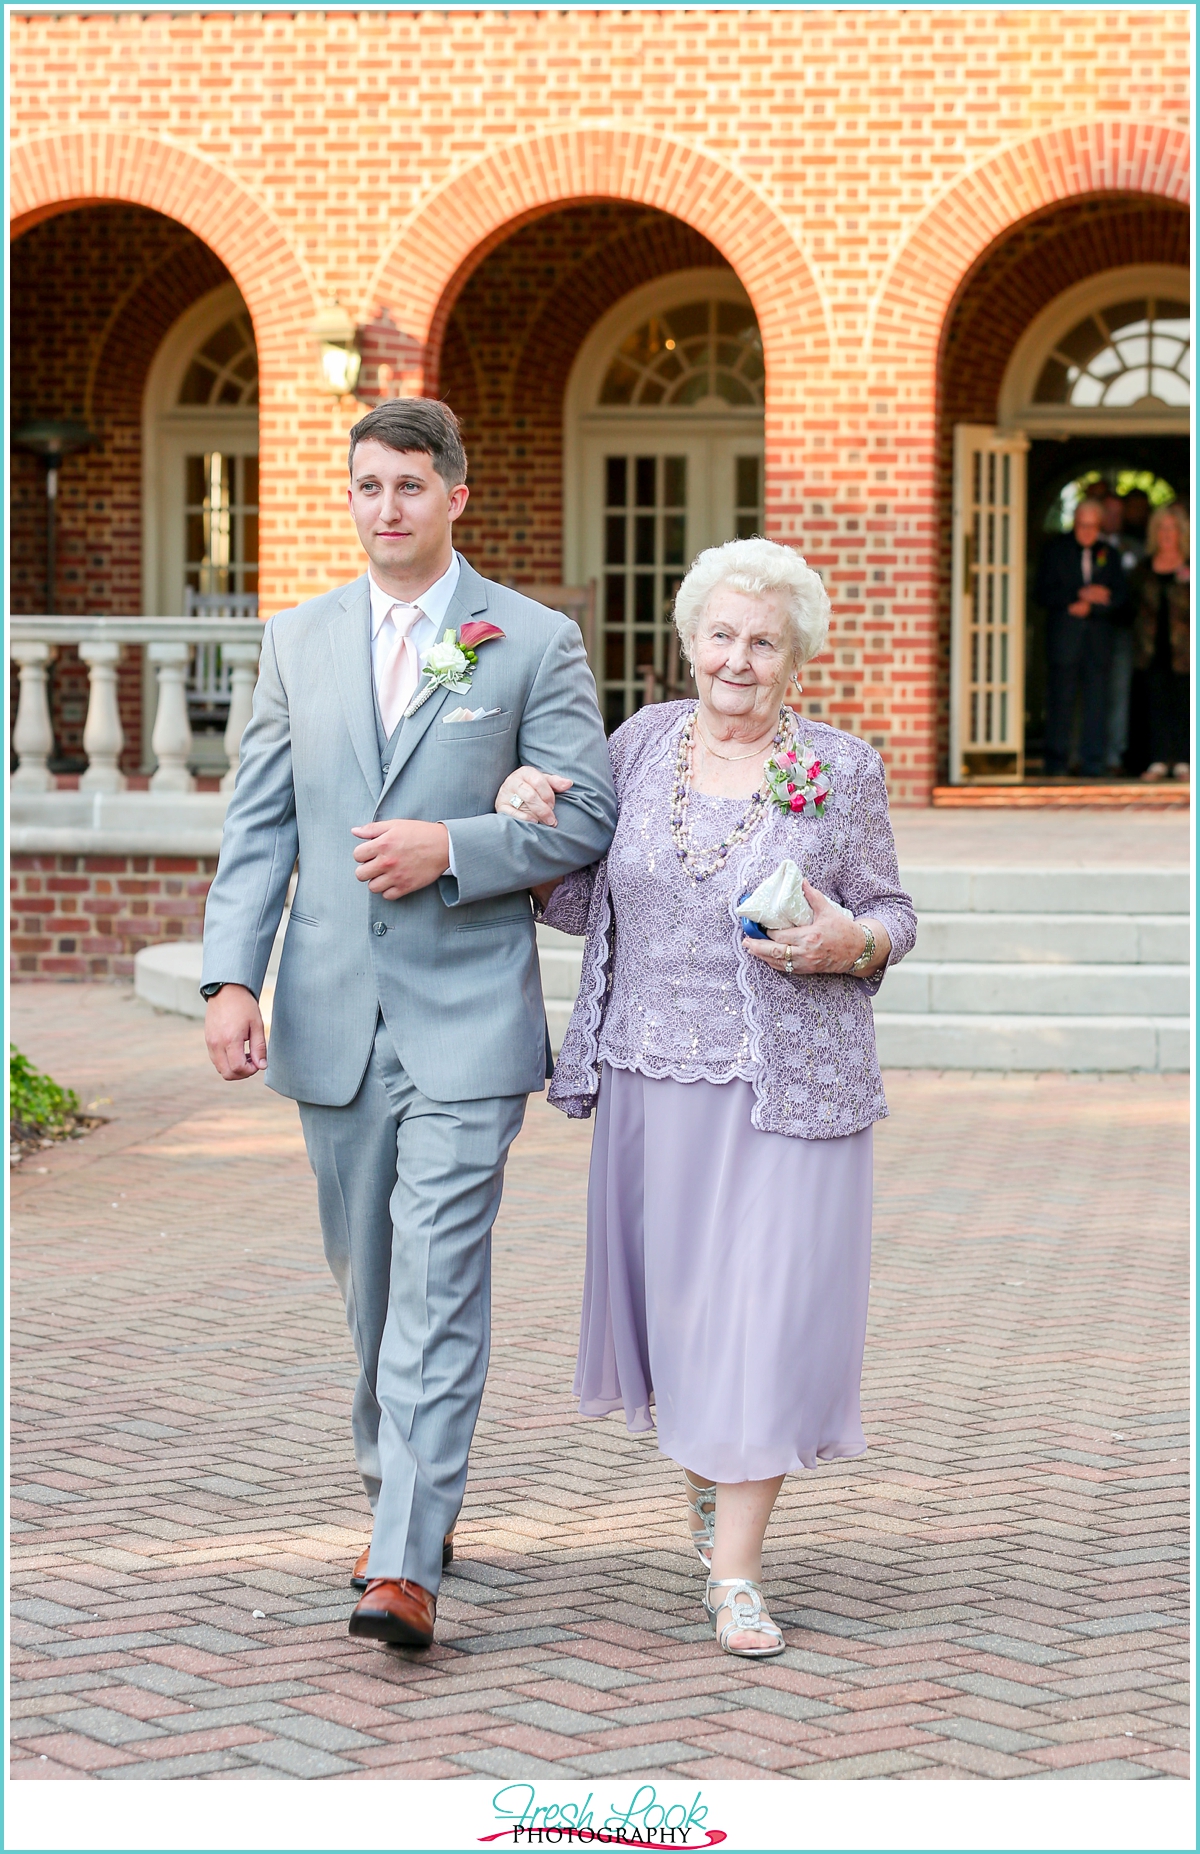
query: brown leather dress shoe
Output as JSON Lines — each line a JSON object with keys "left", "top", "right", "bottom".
{"left": 350, "top": 1530, "right": 454, "bottom": 1591}
{"left": 348, "top": 1578, "right": 436, "bottom": 1648}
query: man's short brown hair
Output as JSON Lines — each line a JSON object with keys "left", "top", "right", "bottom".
{"left": 347, "top": 399, "right": 467, "bottom": 488}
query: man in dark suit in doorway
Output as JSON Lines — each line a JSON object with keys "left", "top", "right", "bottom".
{"left": 1035, "top": 497, "right": 1127, "bottom": 779}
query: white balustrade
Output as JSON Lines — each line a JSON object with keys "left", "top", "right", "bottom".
{"left": 148, "top": 641, "right": 196, "bottom": 793}
{"left": 78, "top": 641, "right": 126, "bottom": 793}
{"left": 221, "top": 642, "right": 263, "bottom": 793}
{"left": 8, "top": 617, "right": 262, "bottom": 793}
{"left": 11, "top": 642, "right": 56, "bottom": 792}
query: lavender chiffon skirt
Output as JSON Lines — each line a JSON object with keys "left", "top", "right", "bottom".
{"left": 574, "top": 1064, "right": 873, "bottom": 1483}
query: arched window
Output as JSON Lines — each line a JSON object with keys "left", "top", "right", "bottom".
{"left": 177, "top": 311, "right": 259, "bottom": 407}
{"left": 999, "top": 265, "right": 1190, "bottom": 433}
{"left": 1034, "top": 297, "right": 1189, "bottom": 410}
{"left": 599, "top": 300, "right": 765, "bottom": 409}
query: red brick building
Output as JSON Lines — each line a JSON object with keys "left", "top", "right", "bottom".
{"left": 10, "top": 7, "right": 1191, "bottom": 808}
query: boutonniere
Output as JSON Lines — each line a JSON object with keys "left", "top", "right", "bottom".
{"left": 764, "top": 744, "right": 832, "bottom": 816}
{"left": 403, "top": 621, "right": 505, "bottom": 719}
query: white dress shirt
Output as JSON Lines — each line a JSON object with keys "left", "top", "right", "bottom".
{"left": 368, "top": 552, "right": 461, "bottom": 703}
{"left": 368, "top": 552, "right": 463, "bottom": 877}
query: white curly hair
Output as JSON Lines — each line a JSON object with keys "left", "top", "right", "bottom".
{"left": 673, "top": 536, "right": 831, "bottom": 669}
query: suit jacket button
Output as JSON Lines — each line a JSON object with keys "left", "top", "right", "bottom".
{"left": 373, "top": 921, "right": 388, "bottom": 936}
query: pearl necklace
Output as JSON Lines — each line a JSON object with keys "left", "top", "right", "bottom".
{"left": 670, "top": 705, "right": 793, "bottom": 882}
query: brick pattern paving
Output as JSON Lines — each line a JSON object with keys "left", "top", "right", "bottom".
{"left": 10, "top": 984, "right": 1189, "bottom": 1781}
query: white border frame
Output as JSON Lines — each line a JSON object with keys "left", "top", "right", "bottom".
{"left": 997, "top": 262, "right": 1191, "bottom": 437}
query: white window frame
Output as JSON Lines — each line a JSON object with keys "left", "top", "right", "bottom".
{"left": 563, "top": 268, "right": 765, "bottom": 588}
{"left": 997, "top": 264, "right": 1191, "bottom": 439}
{"left": 141, "top": 282, "right": 259, "bottom": 620}
{"left": 140, "top": 282, "right": 259, "bottom": 770}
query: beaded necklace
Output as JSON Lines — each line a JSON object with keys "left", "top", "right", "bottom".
{"left": 669, "top": 704, "right": 793, "bottom": 882}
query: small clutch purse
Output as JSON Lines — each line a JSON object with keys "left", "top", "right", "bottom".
{"left": 738, "top": 858, "right": 851, "bottom": 938}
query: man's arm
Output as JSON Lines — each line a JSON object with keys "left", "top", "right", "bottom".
{"left": 200, "top": 618, "right": 299, "bottom": 1001}
{"left": 439, "top": 620, "right": 617, "bottom": 907}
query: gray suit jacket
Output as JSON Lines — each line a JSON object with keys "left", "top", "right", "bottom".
{"left": 201, "top": 555, "right": 617, "bottom": 1106}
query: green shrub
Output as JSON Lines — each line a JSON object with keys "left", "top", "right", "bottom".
{"left": 9, "top": 1046, "right": 80, "bottom": 1128}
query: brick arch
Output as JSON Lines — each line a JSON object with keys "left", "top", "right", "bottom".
{"left": 11, "top": 133, "right": 339, "bottom": 611}
{"left": 366, "top": 128, "right": 830, "bottom": 392}
{"left": 866, "top": 119, "right": 1190, "bottom": 378}
{"left": 439, "top": 201, "right": 730, "bottom": 583}
{"left": 10, "top": 132, "right": 316, "bottom": 343}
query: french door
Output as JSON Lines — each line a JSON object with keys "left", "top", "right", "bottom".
{"left": 950, "top": 425, "right": 1029, "bottom": 783}
{"left": 580, "top": 425, "right": 765, "bottom": 730}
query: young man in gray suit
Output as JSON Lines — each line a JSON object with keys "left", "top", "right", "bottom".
{"left": 201, "top": 400, "right": 616, "bottom": 1648}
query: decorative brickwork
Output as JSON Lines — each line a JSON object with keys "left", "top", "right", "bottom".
{"left": 8, "top": 10, "right": 1190, "bottom": 803}
{"left": 10, "top": 854, "right": 216, "bottom": 980}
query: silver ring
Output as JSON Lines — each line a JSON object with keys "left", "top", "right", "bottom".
{"left": 509, "top": 794, "right": 524, "bottom": 810}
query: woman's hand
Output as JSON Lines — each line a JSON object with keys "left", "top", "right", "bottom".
{"left": 495, "top": 765, "right": 573, "bottom": 827}
{"left": 742, "top": 880, "right": 890, "bottom": 977}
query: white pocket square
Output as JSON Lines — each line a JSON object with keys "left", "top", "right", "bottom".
{"left": 442, "top": 705, "right": 501, "bottom": 723}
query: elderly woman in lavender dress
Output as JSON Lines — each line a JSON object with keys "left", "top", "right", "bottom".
{"left": 494, "top": 538, "right": 916, "bottom": 1658}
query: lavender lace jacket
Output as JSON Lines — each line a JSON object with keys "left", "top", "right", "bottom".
{"left": 544, "top": 702, "right": 917, "bottom": 1140}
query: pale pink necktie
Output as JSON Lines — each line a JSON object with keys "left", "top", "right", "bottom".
{"left": 376, "top": 603, "right": 424, "bottom": 736}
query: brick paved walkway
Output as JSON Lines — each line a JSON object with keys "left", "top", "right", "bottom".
{"left": 10, "top": 983, "right": 1189, "bottom": 1781}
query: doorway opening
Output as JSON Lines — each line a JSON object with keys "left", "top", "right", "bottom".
{"left": 1025, "top": 436, "right": 1188, "bottom": 777}
{"left": 945, "top": 247, "right": 1190, "bottom": 787}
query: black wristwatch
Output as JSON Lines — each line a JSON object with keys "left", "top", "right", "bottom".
{"left": 199, "top": 982, "right": 227, "bottom": 1000}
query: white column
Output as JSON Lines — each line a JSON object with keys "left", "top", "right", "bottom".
{"left": 148, "top": 641, "right": 196, "bottom": 793}
{"left": 78, "top": 641, "right": 127, "bottom": 793}
{"left": 220, "top": 641, "right": 262, "bottom": 793}
{"left": 11, "top": 642, "right": 56, "bottom": 792}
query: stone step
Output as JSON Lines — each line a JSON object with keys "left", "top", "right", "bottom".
{"left": 884, "top": 961, "right": 1189, "bottom": 1018}
{"left": 134, "top": 941, "right": 206, "bottom": 1019}
{"left": 903, "top": 866, "right": 1190, "bottom": 915}
{"left": 537, "top": 943, "right": 585, "bottom": 1001}
{"left": 915, "top": 913, "right": 1188, "bottom": 965}
{"left": 873, "top": 1012, "right": 1189, "bottom": 1073}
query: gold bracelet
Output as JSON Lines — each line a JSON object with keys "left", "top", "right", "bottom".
{"left": 849, "top": 922, "right": 876, "bottom": 974}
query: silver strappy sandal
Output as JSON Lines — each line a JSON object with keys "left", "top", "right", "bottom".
{"left": 704, "top": 1576, "right": 786, "bottom": 1659}
{"left": 683, "top": 1472, "right": 717, "bottom": 1569}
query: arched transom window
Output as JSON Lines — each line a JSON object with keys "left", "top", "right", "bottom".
{"left": 1033, "top": 297, "right": 1190, "bottom": 410}
{"left": 599, "top": 300, "right": 764, "bottom": 409}
{"left": 178, "top": 311, "right": 259, "bottom": 406}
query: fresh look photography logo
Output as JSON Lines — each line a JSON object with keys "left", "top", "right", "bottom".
{"left": 479, "top": 1784, "right": 727, "bottom": 1848}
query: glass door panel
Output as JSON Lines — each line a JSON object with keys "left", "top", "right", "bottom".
{"left": 580, "top": 426, "right": 763, "bottom": 729}
{"left": 601, "top": 450, "right": 694, "bottom": 730}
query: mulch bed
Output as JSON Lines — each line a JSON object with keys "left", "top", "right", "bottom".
{"left": 10, "top": 1115, "right": 108, "bottom": 1166}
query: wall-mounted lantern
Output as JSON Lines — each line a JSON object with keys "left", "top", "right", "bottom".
{"left": 13, "top": 418, "right": 98, "bottom": 614}
{"left": 311, "top": 303, "right": 362, "bottom": 398}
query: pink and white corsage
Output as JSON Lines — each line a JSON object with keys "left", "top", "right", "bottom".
{"left": 764, "top": 744, "right": 833, "bottom": 816}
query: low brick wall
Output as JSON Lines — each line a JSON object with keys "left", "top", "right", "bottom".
{"left": 11, "top": 854, "right": 217, "bottom": 979}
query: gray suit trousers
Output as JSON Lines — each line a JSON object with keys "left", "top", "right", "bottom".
{"left": 298, "top": 1014, "right": 526, "bottom": 1594}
